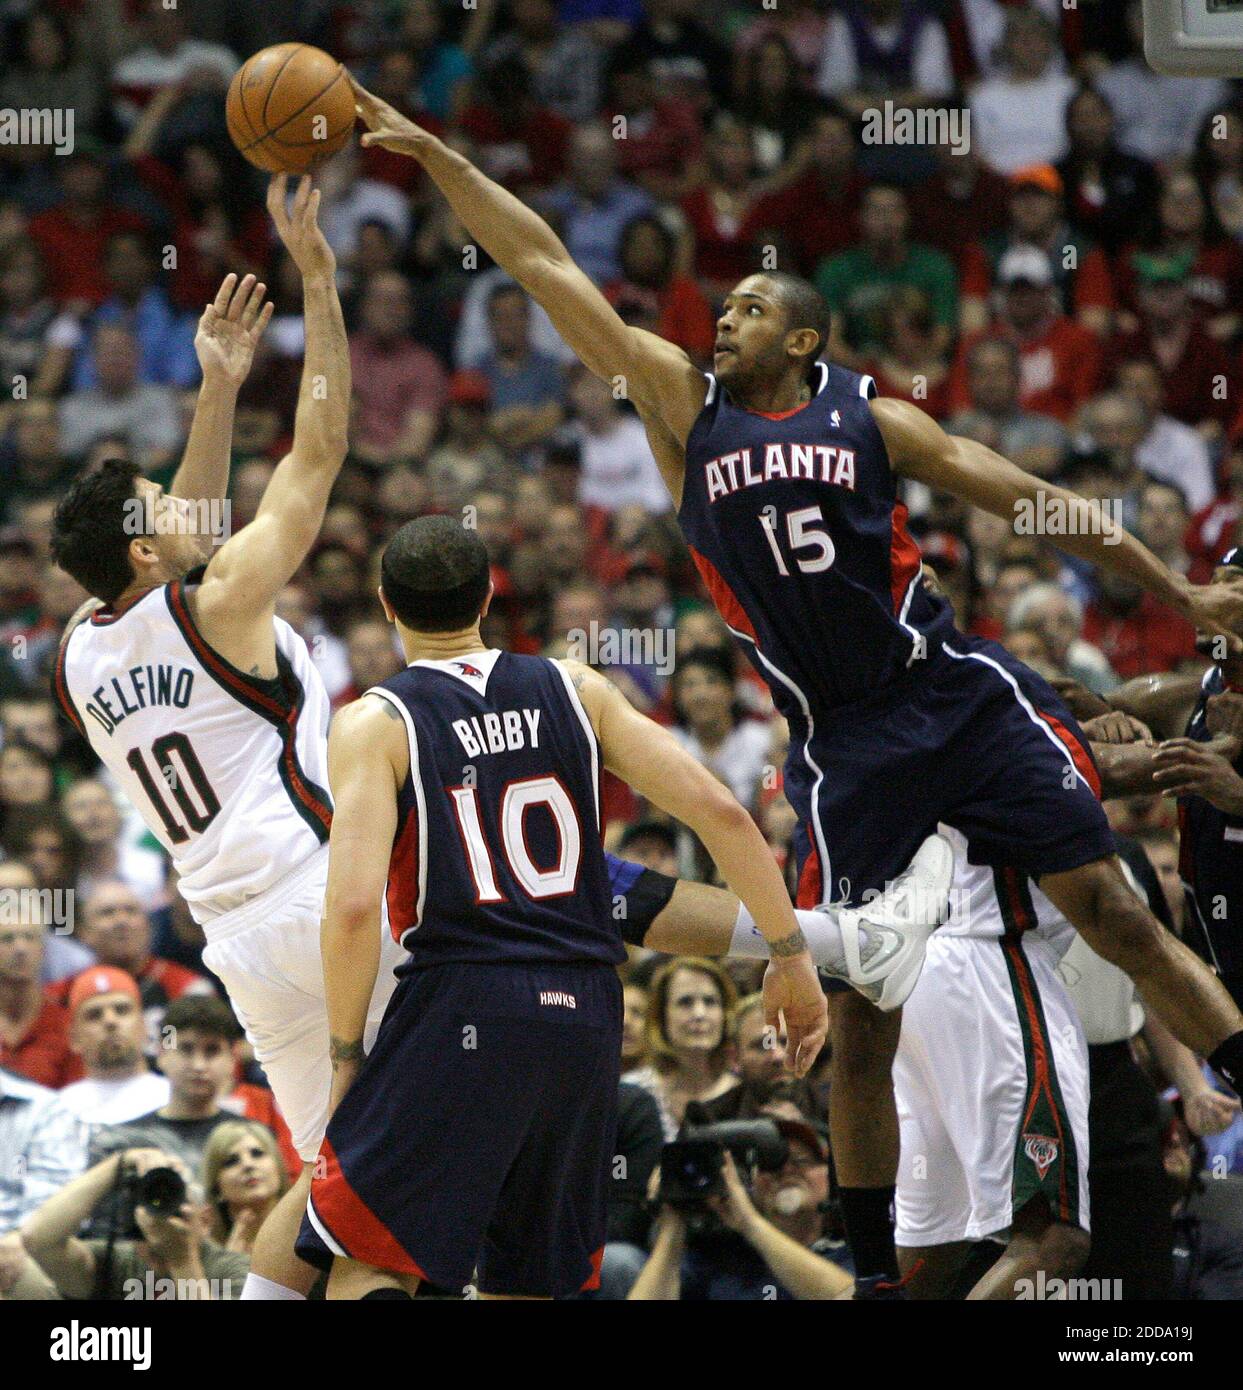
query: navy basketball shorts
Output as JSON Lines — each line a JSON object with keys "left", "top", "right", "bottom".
{"left": 296, "top": 959, "right": 623, "bottom": 1298}
{"left": 786, "top": 635, "right": 1115, "bottom": 911}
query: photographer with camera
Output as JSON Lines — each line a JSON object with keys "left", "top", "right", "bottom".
{"left": 628, "top": 1112, "right": 854, "bottom": 1300}
{"left": 19, "top": 1147, "right": 248, "bottom": 1299}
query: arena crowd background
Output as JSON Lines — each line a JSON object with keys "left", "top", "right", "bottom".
{"left": 3, "top": 0, "right": 1243, "bottom": 1301}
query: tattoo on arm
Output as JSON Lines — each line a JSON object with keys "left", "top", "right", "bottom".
{"left": 768, "top": 927, "right": 808, "bottom": 958}
{"left": 329, "top": 1036, "right": 365, "bottom": 1068}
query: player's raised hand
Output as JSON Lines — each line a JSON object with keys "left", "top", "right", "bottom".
{"left": 195, "top": 272, "right": 274, "bottom": 386}
{"left": 762, "top": 952, "right": 827, "bottom": 1077}
{"left": 350, "top": 75, "right": 433, "bottom": 160}
{"left": 267, "top": 173, "right": 335, "bottom": 281}
{"left": 1186, "top": 583, "right": 1243, "bottom": 657}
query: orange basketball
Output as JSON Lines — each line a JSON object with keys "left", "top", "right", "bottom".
{"left": 226, "top": 43, "right": 355, "bottom": 174}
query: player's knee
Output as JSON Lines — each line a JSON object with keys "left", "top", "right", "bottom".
{"left": 828, "top": 993, "right": 901, "bottom": 1080}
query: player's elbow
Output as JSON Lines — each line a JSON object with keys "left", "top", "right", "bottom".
{"left": 691, "top": 780, "right": 753, "bottom": 841}
{"left": 326, "top": 893, "right": 379, "bottom": 934}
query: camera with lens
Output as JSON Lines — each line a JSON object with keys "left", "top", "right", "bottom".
{"left": 113, "top": 1159, "right": 188, "bottom": 1238}
{"left": 659, "top": 1119, "right": 789, "bottom": 1236}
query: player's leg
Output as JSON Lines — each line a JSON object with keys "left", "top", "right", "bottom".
{"left": 1039, "top": 856, "right": 1243, "bottom": 1078}
{"left": 896, "top": 1242, "right": 975, "bottom": 1299}
{"left": 965, "top": 1199, "right": 1089, "bottom": 1301}
{"left": 246, "top": 1162, "right": 318, "bottom": 1298}
{"left": 326, "top": 1258, "right": 419, "bottom": 1300}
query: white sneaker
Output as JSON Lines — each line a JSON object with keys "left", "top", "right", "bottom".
{"left": 835, "top": 834, "right": 955, "bottom": 1012}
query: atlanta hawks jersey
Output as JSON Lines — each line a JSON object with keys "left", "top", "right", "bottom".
{"left": 679, "top": 360, "right": 956, "bottom": 723}
{"left": 54, "top": 565, "right": 331, "bottom": 923}
{"left": 367, "top": 649, "right": 624, "bottom": 970}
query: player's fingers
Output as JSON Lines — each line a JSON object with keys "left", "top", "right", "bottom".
{"left": 212, "top": 272, "right": 237, "bottom": 315}
{"left": 228, "top": 273, "right": 256, "bottom": 320}
{"left": 252, "top": 299, "right": 275, "bottom": 338}
{"left": 306, "top": 188, "right": 321, "bottom": 226}
{"left": 241, "top": 279, "right": 266, "bottom": 328}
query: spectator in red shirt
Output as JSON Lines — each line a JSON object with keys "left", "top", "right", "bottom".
{"left": 747, "top": 106, "right": 867, "bottom": 277}
{"left": 0, "top": 861, "right": 75, "bottom": 1088}
{"left": 27, "top": 149, "right": 147, "bottom": 310}
{"left": 459, "top": 55, "right": 571, "bottom": 196}
{"left": 1112, "top": 169, "right": 1243, "bottom": 343}
{"left": 1103, "top": 250, "right": 1234, "bottom": 434}
{"left": 1083, "top": 570, "right": 1198, "bottom": 679}
{"left": 348, "top": 271, "right": 448, "bottom": 467}
{"left": 906, "top": 107, "right": 1010, "bottom": 270}
{"left": 681, "top": 113, "right": 771, "bottom": 301}
{"left": 863, "top": 286, "right": 952, "bottom": 421}
{"left": 604, "top": 213, "right": 715, "bottom": 365}
{"left": 949, "top": 245, "right": 1100, "bottom": 423}
{"left": 65, "top": 881, "right": 213, "bottom": 1054}
{"left": 1187, "top": 427, "right": 1243, "bottom": 583}
{"left": 959, "top": 163, "right": 1115, "bottom": 338}
{"left": 601, "top": 46, "right": 705, "bottom": 203}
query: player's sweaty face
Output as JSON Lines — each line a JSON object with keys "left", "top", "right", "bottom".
{"left": 715, "top": 282, "right": 784, "bottom": 382}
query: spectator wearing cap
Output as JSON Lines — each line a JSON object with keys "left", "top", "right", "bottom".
{"left": 1096, "top": 0, "right": 1229, "bottom": 166}
{"left": 567, "top": 364, "right": 671, "bottom": 515}
{"left": 960, "top": 164, "right": 1115, "bottom": 339}
{"left": 1114, "top": 169, "right": 1243, "bottom": 345}
{"left": 630, "top": 1098, "right": 853, "bottom": 1300}
{"left": 671, "top": 649, "right": 771, "bottom": 810}
{"left": 58, "top": 967, "right": 171, "bottom": 1127}
{"left": 348, "top": 271, "right": 448, "bottom": 468}
{"left": 1114, "top": 358, "right": 1216, "bottom": 515}
{"left": 27, "top": 149, "right": 148, "bottom": 310}
{"left": 945, "top": 336, "right": 1067, "bottom": 478}
{"left": 816, "top": 183, "right": 958, "bottom": 363}
{"left": 1056, "top": 86, "right": 1160, "bottom": 258}
{"left": 0, "top": 862, "right": 76, "bottom": 1089}
{"left": 70, "top": 881, "right": 213, "bottom": 1054}
{"left": 478, "top": 283, "right": 567, "bottom": 454}
{"left": 424, "top": 372, "right": 508, "bottom": 513}
{"left": 0, "top": 1066, "right": 85, "bottom": 1234}
{"left": 967, "top": 6, "right": 1077, "bottom": 174}
{"left": 949, "top": 245, "right": 1100, "bottom": 423}
{"left": 1102, "top": 250, "right": 1234, "bottom": 433}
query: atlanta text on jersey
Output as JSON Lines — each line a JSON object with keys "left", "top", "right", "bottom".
{"left": 704, "top": 444, "right": 858, "bottom": 503}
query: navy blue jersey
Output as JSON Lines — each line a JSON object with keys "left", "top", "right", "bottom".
{"left": 679, "top": 361, "right": 956, "bottom": 723}
{"left": 369, "top": 650, "right": 625, "bottom": 970}
{"left": 1179, "top": 667, "right": 1243, "bottom": 980}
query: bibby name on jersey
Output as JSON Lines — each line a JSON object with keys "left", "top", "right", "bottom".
{"left": 452, "top": 708, "right": 541, "bottom": 759}
{"left": 705, "top": 443, "right": 857, "bottom": 503}
{"left": 84, "top": 664, "right": 195, "bottom": 736}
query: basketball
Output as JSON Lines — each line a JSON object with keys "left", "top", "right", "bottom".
{"left": 226, "top": 43, "right": 355, "bottom": 174}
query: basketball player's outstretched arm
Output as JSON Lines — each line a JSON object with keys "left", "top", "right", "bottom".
{"left": 169, "top": 271, "right": 273, "bottom": 504}
{"left": 317, "top": 697, "right": 408, "bottom": 1113}
{"left": 350, "top": 78, "right": 707, "bottom": 453}
{"left": 192, "top": 176, "right": 350, "bottom": 669}
{"left": 874, "top": 397, "right": 1243, "bottom": 653}
{"left": 562, "top": 659, "right": 828, "bottom": 1075}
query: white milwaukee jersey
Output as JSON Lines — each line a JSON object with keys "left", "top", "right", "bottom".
{"left": 55, "top": 567, "right": 332, "bottom": 923}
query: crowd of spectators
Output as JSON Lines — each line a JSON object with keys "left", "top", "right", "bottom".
{"left": 3, "top": 0, "right": 1243, "bottom": 1299}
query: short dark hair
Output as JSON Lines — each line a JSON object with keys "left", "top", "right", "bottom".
{"left": 50, "top": 458, "right": 143, "bottom": 603}
{"left": 161, "top": 994, "right": 241, "bottom": 1043}
{"left": 381, "top": 516, "right": 491, "bottom": 632}
{"left": 762, "top": 272, "right": 831, "bottom": 379}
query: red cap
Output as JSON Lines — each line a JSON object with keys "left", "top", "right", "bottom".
{"left": 68, "top": 966, "right": 141, "bottom": 1017}
{"left": 447, "top": 370, "right": 491, "bottom": 407}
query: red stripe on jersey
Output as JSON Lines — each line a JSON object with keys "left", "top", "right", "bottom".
{"left": 311, "top": 1138, "right": 428, "bottom": 1278}
{"left": 1037, "top": 710, "right": 1102, "bottom": 801}
{"left": 1001, "top": 867, "right": 1035, "bottom": 935}
{"left": 689, "top": 546, "right": 758, "bottom": 643}
{"left": 580, "top": 1245, "right": 605, "bottom": 1292}
{"left": 386, "top": 806, "right": 421, "bottom": 943}
{"left": 889, "top": 500, "right": 921, "bottom": 615}
{"left": 53, "top": 639, "right": 86, "bottom": 736}
{"left": 796, "top": 830, "right": 823, "bottom": 909}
